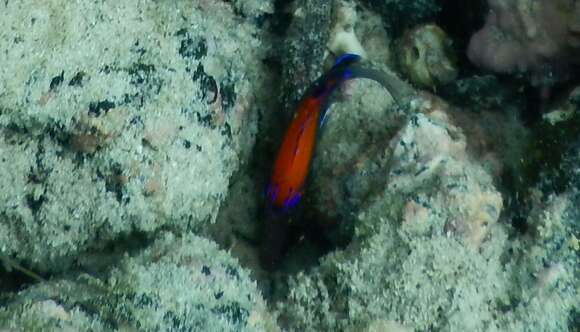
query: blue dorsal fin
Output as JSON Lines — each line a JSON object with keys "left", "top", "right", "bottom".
{"left": 332, "top": 53, "right": 362, "bottom": 70}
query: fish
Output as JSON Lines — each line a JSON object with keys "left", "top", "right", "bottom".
{"left": 260, "top": 54, "right": 413, "bottom": 269}
{"left": 265, "top": 53, "right": 407, "bottom": 213}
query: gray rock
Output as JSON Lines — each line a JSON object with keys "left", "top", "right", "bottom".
{"left": 0, "top": 0, "right": 265, "bottom": 271}
{"left": 0, "top": 233, "right": 279, "bottom": 332}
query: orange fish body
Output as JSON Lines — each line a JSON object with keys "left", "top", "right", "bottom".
{"left": 267, "top": 96, "right": 322, "bottom": 210}
{"left": 266, "top": 53, "right": 391, "bottom": 213}
{"left": 261, "top": 53, "right": 408, "bottom": 269}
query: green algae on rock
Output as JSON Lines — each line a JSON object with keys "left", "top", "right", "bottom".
{"left": 99, "top": 233, "right": 278, "bottom": 332}
{"left": 0, "top": 233, "right": 279, "bottom": 332}
{"left": 0, "top": 279, "right": 110, "bottom": 331}
{"left": 0, "top": 0, "right": 266, "bottom": 272}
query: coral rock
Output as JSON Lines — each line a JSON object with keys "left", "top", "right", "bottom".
{"left": 397, "top": 24, "right": 458, "bottom": 88}
{"left": 468, "top": 0, "right": 580, "bottom": 83}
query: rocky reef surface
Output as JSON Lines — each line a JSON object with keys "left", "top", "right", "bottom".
{"left": 0, "top": 0, "right": 578, "bottom": 331}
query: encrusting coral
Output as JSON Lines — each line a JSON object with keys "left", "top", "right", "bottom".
{"left": 468, "top": 0, "right": 580, "bottom": 84}
{"left": 0, "top": 0, "right": 266, "bottom": 272}
{"left": 397, "top": 24, "right": 458, "bottom": 88}
{"left": 1, "top": 0, "right": 578, "bottom": 331}
{"left": 0, "top": 233, "right": 280, "bottom": 331}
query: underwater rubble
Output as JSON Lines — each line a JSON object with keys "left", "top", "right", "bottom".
{"left": 0, "top": 0, "right": 578, "bottom": 331}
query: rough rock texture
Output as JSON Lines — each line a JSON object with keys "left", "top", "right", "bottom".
{"left": 100, "top": 233, "right": 278, "bottom": 332}
{"left": 277, "top": 104, "right": 579, "bottom": 330}
{"left": 308, "top": 76, "right": 402, "bottom": 224}
{"left": 360, "top": 0, "right": 440, "bottom": 34}
{"left": 228, "top": 0, "right": 274, "bottom": 18}
{"left": 279, "top": 0, "right": 333, "bottom": 119}
{"left": 0, "top": 284, "right": 109, "bottom": 331}
{"left": 1, "top": 1, "right": 578, "bottom": 331}
{"left": 396, "top": 24, "right": 458, "bottom": 88}
{"left": 0, "top": 233, "right": 279, "bottom": 332}
{"left": 497, "top": 188, "right": 579, "bottom": 332}
{"left": 0, "top": 0, "right": 265, "bottom": 271}
{"left": 310, "top": 91, "right": 503, "bottom": 244}
{"left": 468, "top": 0, "right": 580, "bottom": 84}
{"left": 278, "top": 109, "right": 508, "bottom": 331}
{"left": 278, "top": 230, "right": 507, "bottom": 332}
{"left": 386, "top": 113, "right": 503, "bottom": 247}
{"left": 327, "top": 1, "right": 367, "bottom": 58}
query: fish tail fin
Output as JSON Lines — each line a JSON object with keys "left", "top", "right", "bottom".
{"left": 319, "top": 54, "right": 415, "bottom": 125}
{"left": 316, "top": 54, "right": 363, "bottom": 126}
{"left": 347, "top": 65, "right": 415, "bottom": 104}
